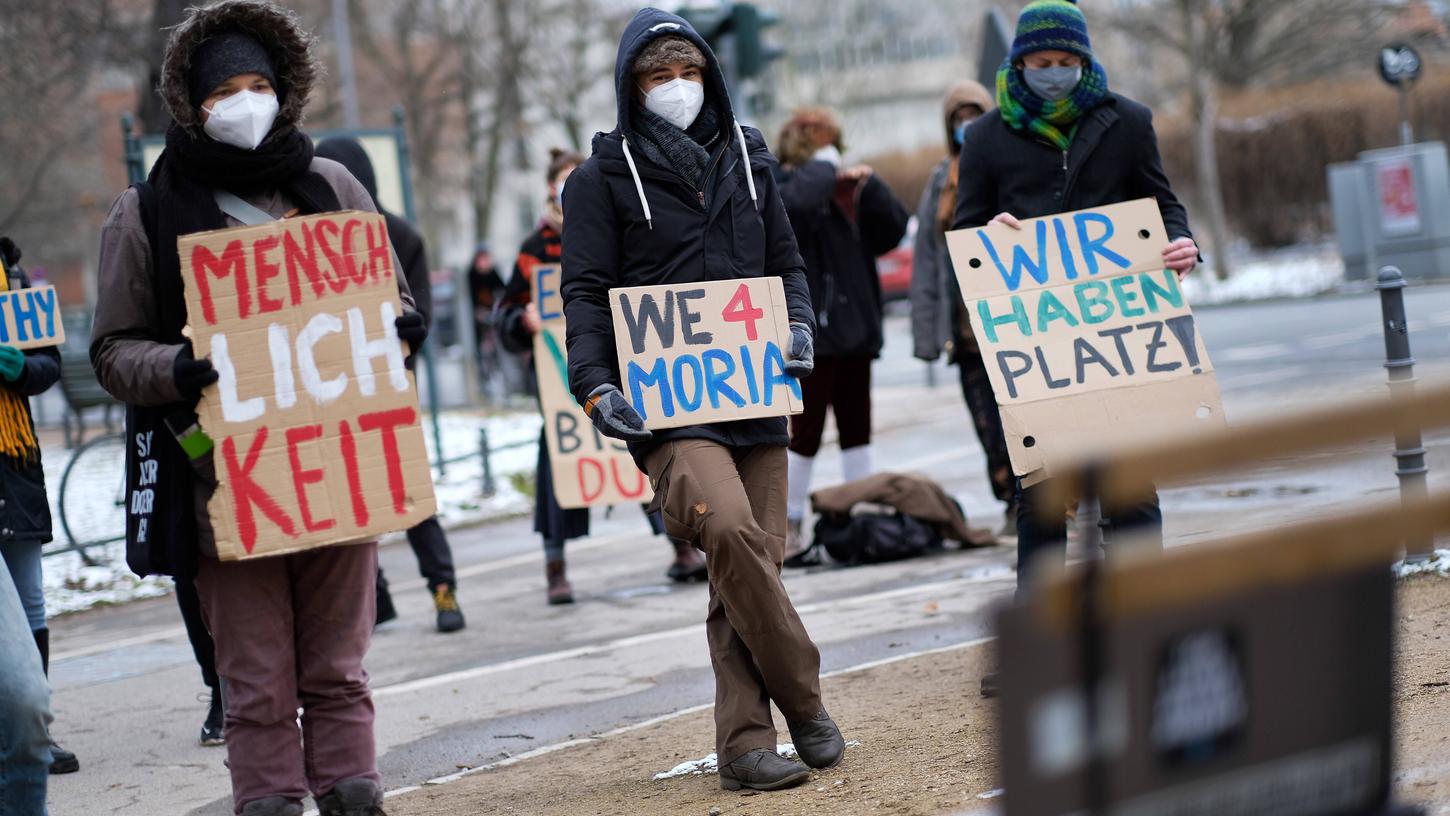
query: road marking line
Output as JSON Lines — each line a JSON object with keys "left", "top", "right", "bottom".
{"left": 53, "top": 444, "right": 981, "bottom": 664}
{"left": 1218, "top": 342, "right": 1294, "bottom": 362}
{"left": 374, "top": 569, "right": 1011, "bottom": 698}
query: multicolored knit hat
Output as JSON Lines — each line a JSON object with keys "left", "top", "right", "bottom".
{"left": 1009, "top": 0, "right": 1092, "bottom": 65}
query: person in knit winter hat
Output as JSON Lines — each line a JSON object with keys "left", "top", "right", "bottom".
{"left": 951, "top": 0, "right": 1200, "bottom": 696}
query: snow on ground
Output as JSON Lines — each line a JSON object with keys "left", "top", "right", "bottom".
{"left": 653, "top": 741, "right": 863, "bottom": 780}
{"left": 1396, "top": 549, "right": 1450, "bottom": 579}
{"left": 1183, "top": 245, "right": 1345, "bottom": 307}
{"left": 37, "top": 408, "right": 542, "bottom": 617}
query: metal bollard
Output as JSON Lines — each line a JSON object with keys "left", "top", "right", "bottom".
{"left": 1377, "top": 266, "right": 1432, "bottom": 563}
{"left": 479, "top": 427, "right": 496, "bottom": 497}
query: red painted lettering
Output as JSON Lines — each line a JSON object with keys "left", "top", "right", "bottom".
{"left": 338, "top": 420, "right": 368, "bottom": 527}
{"left": 722, "top": 282, "right": 764, "bottom": 341}
{"left": 342, "top": 219, "right": 367, "bottom": 285}
{"left": 253, "top": 235, "right": 284, "bottom": 315}
{"left": 189, "top": 240, "right": 246, "bottom": 325}
{"left": 222, "top": 428, "right": 297, "bottom": 553}
{"left": 366, "top": 221, "right": 393, "bottom": 280}
{"left": 285, "top": 424, "right": 334, "bottom": 533}
{"left": 358, "top": 407, "right": 417, "bottom": 515}
{"left": 314, "top": 218, "right": 350, "bottom": 294}
{"left": 578, "top": 458, "right": 605, "bottom": 504}
{"left": 612, "top": 459, "right": 648, "bottom": 499}
{"left": 283, "top": 224, "right": 324, "bottom": 302}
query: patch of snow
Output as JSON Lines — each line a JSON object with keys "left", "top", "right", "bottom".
{"left": 653, "top": 741, "right": 862, "bottom": 779}
{"left": 977, "top": 788, "right": 1006, "bottom": 799}
{"left": 1395, "top": 549, "right": 1450, "bottom": 579}
{"left": 1183, "top": 247, "right": 1344, "bottom": 307}
{"left": 39, "top": 409, "right": 542, "bottom": 617}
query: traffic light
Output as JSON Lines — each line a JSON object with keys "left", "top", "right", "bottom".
{"left": 676, "top": 6, "right": 730, "bottom": 53}
{"left": 731, "top": 4, "right": 783, "bottom": 81}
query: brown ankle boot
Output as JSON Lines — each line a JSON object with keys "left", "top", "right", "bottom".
{"left": 665, "top": 540, "right": 707, "bottom": 583}
{"left": 546, "top": 560, "right": 574, "bottom": 605}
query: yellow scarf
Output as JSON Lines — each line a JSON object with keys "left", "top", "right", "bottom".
{"left": 0, "top": 259, "right": 40, "bottom": 463}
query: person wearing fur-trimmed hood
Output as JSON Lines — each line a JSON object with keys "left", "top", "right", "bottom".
{"left": 91, "top": 2, "right": 417, "bottom": 813}
{"left": 560, "top": 8, "right": 845, "bottom": 792}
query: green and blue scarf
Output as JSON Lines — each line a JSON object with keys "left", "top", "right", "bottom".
{"left": 995, "top": 58, "right": 1109, "bottom": 151}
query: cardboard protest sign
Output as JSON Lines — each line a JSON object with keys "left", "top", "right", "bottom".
{"left": 533, "top": 264, "right": 651, "bottom": 508}
{"left": 947, "top": 199, "right": 1224, "bottom": 479}
{"left": 996, "top": 532, "right": 1396, "bottom": 816}
{"left": 178, "top": 211, "right": 436, "bottom": 560}
{"left": 609, "top": 277, "right": 804, "bottom": 430}
{"left": 0, "top": 258, "right": 63, "bottom": 349}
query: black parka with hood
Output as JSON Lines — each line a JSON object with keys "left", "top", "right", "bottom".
{"left": 560, "top": 8, "right": 813, "bottom": 466}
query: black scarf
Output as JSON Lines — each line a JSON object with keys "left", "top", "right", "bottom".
{"left": 627, "top": 102, "right": 722, "bottom": 188}
{"left": 146, "top": 123, "right": 342, "bottom": 341}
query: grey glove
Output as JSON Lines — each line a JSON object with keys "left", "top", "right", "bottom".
{"left": 585, "top": 384, "right": 652, "bottom": 442}
{"left": 784, "top": 323, "right": 814, "bottom": 378}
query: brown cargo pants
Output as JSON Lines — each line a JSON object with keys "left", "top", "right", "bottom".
{"left": 645, "top": 439, "right": 825, "bottom": 766}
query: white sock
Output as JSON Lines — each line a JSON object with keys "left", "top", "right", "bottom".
{"left": 787, "top": 451, "right": 815, "bottom": 522}
{"left": 841, "top": 444, "right": 873, "bottom": 484}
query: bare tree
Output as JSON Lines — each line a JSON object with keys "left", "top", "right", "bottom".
{"left": 1109, "top": 0, "right": 1395, "bottom": 279}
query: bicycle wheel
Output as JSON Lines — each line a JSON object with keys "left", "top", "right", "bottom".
{"left": 57, "top": 431, "right": 128, "bottom": 565}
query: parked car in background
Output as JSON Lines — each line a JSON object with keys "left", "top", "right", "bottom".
{"left": 878, "top": 215, "right": 917, "bottom": 301}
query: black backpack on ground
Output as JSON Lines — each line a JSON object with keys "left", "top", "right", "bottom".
{"left": 812, "top": 505, "right": 944, "bottom": 566}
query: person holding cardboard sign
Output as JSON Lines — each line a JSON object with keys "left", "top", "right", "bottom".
{"left": 91, "top": 3, "right": 419, "bottom": 814}
{"left": 952, "top": 0, "right": 1198, "bottom": 694}
{"left": 560, "top": 8, "right": 842, "bottom": 792}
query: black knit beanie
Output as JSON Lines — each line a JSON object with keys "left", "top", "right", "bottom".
{"left": 188, "top": 30, "right": 279, "bottom": 108}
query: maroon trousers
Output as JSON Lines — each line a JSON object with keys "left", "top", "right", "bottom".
{"left": 195, "top": 542, "right": 380, "bottom": 813}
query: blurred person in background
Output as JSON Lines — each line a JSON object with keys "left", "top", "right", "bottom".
{"left": 773, "top": 108, "right": 909, "bottom": 566}
{"left": 0, "top": 236, "right": 75, "bottom": 775}
{"left": 91, "top": 2, "right": 417, "bottom": 812}
{"left": 952, "top": 0, "right": 1197, "bottom": 694}
{"left": 468, "top": 242, "right": 507, "bottom": 394}
{"left": 316, "top": 136, "right": 467, "bottom": 634}
{"left": 909, "top": 80, "right": 1019, "bottom": 535}
{"left": 497, "top": 148, "right": 704, "bottom": 604}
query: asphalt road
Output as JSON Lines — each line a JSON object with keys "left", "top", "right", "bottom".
{"left": 42, "top": 283, "right": 1450, "bottom": 816}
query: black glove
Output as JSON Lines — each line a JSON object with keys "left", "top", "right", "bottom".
{"left": 784, "top": 323, "right": 814, "bottom": 378}
{"left": 173, "top": 344, "right": 218, "bottom": 399}
{"left": 0, "top": 237, "right": 20, "bottom": 268}
{"left": 395, "top": 312, "right": 427, "bottom": 370}
{"left": 584, "top": 384, "right": 652, "bottom": 442}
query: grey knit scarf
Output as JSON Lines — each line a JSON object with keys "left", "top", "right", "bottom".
{"left": 627, "top": 102, "right": 723, "bottom": 189}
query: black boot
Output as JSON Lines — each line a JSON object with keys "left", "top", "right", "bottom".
{"left": 786, "top": 710, "right": 845, "bottom": 768}
{"left": 374, "top": 568, "right": 397, "bottom": 627}
{"left": 34, "top": 628, "right": 79, "bottom": 774}
{"left": 718, "top": 749, "right": 811, "bottom": 791}
{"left": 665, "top": 540, "right": 708, "bottom": 583}
{"left": 316, "top": 778, "right": 387, "bottom": 816}
{"left": 200, "top": 684, "right": 225, "bottom": 746}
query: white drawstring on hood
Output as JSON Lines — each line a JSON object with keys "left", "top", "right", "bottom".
{"left": 619, "top": 119, "right": 759, "bottom": 232}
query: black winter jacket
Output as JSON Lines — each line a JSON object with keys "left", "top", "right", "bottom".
{"left": 0, "top": 262, "right": 60, "bottom": 544}
{"left": 776, "top": 161, "right": 909, "bottom": 358}
{"left": 952, "top": 93, "right": 1192, "bottom": 242}
{"left": 561, "top": 8, "right": 813, "bottom": 465}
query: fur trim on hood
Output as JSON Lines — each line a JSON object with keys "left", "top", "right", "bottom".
{"left": 159, "top": 0, "right": 320, "bottom": 135}
{"left": 942, "top": 80, "right": 993, "bottom": 154}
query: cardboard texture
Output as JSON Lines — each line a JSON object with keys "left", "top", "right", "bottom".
{"left": 946, "top": 198, "right": 1225, "bottom": 478}
{"left": 0, "top": 276, "right": 64, "bottom": 350}
{"left": 532, "top": 264, "right": 651, "bottom": 508}
{"left": 177, "top": 211, "right": 436, "bottom": 561}
{"left": 609, "top": 277, "right": 804, "bottom": 431}
{"left": 997, "top": 545, "right": 1394, "bottom": 816}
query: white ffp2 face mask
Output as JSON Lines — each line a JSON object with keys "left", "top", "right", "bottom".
{"left": 203, "top": 90, "right": 280, "bottom": 150}
{"left": 642, "top": 77, "right": 705, "bottom": 131}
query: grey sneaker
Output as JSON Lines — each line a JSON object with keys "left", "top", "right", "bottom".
{"left": 718, "top": 749, "right": 811, "bottom": 791}
{"left": 316, "top": 778, "right": 386, "bottom": 816}
{"left": 787, "top": 710, "right": 845, "bottom": 768}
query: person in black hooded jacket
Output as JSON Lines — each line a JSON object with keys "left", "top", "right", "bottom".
{"left": 560, "top": 8, "right": 844, "bottom": 792}
{"left": 315, "top": 137, "right": 467, "bottom": 634}
{"left": 772, "top": 107, "right": 909, "bottom": 562}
